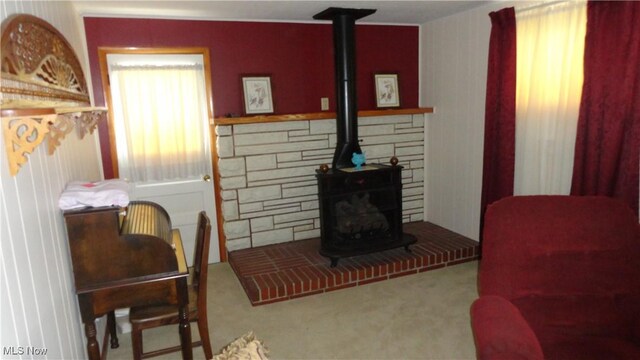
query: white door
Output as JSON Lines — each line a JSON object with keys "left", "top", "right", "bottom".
{"left": 104, "top": 51, "right": 219, "bottom": 264}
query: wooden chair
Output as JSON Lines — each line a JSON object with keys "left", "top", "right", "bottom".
{"left": 129, "top": 211, "right": 213, "bottom": 359}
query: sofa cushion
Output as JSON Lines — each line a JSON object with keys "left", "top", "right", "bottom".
{"left": 544, "top": 337, "right": 640, "bottom": 360}
{"left": 471, "top": 295, "right": 544, "bottom": 360}
{"left": 479, "top": 196, "right": 640, "bottom": 341}
{"left": 480, "top": 196, "right": 640, "bottom": 300}
{"left": 512, "top": 293, "right": 639, "bottom": 345}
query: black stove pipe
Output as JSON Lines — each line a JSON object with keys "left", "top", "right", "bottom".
{"left": 314, "top": 8, "right": 376, "bottom": 169}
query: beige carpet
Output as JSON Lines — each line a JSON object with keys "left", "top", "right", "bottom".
{"left": 107, "top": 260, "right": 479, "bottom": 359}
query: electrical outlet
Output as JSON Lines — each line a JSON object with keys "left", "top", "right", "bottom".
{"left": 321, "top": 97, "right": 329, "bottom": 111}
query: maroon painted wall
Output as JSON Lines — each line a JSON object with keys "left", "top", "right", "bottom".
{"left": 83, "top": 17, "right": 419, "bottom": 178}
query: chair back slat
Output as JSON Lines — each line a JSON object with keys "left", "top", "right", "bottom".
{"left": 192, "top": 211, "right": 211, "bottom": 302}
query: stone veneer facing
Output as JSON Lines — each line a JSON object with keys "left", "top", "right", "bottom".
{"left": 216, "top": 114, "right": 425, "bottom": 252}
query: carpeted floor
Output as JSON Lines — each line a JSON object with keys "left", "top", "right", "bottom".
{"left": 106, "top": 260, "right": 479, "bottom": 359}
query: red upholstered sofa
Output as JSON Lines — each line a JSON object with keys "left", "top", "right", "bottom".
{"left": 471, "top": 196, "right": 640, "bottom": 359}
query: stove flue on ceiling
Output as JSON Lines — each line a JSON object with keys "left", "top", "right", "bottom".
{"left": 313, "top": 7, "right": 375, "bottom": 169}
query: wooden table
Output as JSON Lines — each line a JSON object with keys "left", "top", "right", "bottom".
{"left": 64, "top": 204, "right": 193, "bottom": 360}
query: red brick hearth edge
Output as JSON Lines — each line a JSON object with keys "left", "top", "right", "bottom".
{"left": 228, "top": 221, "right": 480, "bottom": 306}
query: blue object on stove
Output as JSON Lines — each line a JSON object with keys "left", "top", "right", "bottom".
{"left": 351, "top": 152, "right": 365, "bottom": 170}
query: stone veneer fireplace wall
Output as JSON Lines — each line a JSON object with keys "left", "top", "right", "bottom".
{"left": 216, "top": 113, "right": 425, "bottom": 252}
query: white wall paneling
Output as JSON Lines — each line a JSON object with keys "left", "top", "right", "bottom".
{"left": 421, "top": 2, "right": 521, "bottom": 241}
{"left": 1, "top": 1, "right": 103, "bottom": 359}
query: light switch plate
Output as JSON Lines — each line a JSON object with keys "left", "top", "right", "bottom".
{"left": 321, "top": 97, "right": 329, "bottom": 111}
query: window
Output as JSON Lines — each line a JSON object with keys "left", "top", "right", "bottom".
{"left": 108, "top": 55, "right": 211, "bottom": 182}
{"left": 514, "top": 0, "right": 587, "bottom": 195}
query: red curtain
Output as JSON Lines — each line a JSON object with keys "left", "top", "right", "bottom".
{"left": 480, "top": 7, "right": 517, "bottom": 234}
{"left": 571, "top": 1, "right": 640, "bottom": 215}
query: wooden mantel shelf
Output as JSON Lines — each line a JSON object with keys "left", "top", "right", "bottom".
{"left": 214, "top": 107, "right": 434, "bottom": 125}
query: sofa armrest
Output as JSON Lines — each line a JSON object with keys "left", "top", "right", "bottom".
{"left": 471, "top": 295, "right": 544, "bottom": 360}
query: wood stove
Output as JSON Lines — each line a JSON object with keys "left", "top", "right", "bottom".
{"left": 316, "top": 162, "right": 416, "bottom": 266}
{"left": 314, "top": 8, "right": 416, "bottom": 266}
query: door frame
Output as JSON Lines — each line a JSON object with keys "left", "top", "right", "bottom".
{"left": 97, "top": 46, "right": 227, "bottom": 262}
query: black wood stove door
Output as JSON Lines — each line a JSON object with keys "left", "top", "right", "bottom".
{"left": 316, "top": 164, "right": 416, "bottom": 266}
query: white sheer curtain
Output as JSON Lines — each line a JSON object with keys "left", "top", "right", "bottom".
{"left": 514, "top": 0, "right": 587, "bottom": 195}
{"left": 110, "top": 64, "right": 209, "bottom": 182}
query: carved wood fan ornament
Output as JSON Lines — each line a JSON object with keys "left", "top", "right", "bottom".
{"left": 1, "top": 14, "right": 105, "bottom": 176}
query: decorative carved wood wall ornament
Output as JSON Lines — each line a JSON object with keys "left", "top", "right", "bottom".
{"left": 1, "top": 14, "right": 106, "bottom": 176}
{"left": 47, "top": 114, "right": 74, "bottom": 155}
{"left": 2, "top": 111, "right": 54, "bottom": 175}
{"left": 72, "top": 110, "right": 103, "bottom": 140}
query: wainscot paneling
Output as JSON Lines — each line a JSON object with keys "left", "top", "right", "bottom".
{"left": 1, "top": 1, "right": 103, "bottom": 359}
{"left": 421, "top": 2, "right": 519, "bottom": 241}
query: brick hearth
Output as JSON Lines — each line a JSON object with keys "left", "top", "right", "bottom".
{"left": 228, "top": 221, "right": 479, "bottom": 306}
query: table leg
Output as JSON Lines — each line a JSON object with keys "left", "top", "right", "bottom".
{"left": 175, "top": 276, "right": 193, "bottom": 360}
{"left": 84, "top": 321, "right": 101, "bottom": 360}
{"left": 107, "top": 311, "right": 119, "bottom": 348}
{"left": 178, "top": 305, "right": 193, "bottom": 360}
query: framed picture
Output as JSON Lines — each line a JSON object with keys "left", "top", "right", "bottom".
{"left": 374, "top": 73, "right": 400, "bottom": 108}
{"left": 242, "top": 75, "right": 274, "bottom": 115}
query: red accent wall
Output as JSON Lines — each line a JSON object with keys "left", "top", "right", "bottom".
{"left": 84, "top": 17, "right": 419, "bottom": 178}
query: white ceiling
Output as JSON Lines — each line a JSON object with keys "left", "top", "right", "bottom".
{"left": 72, "top": 1, "right": 492, "bottom": 25}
